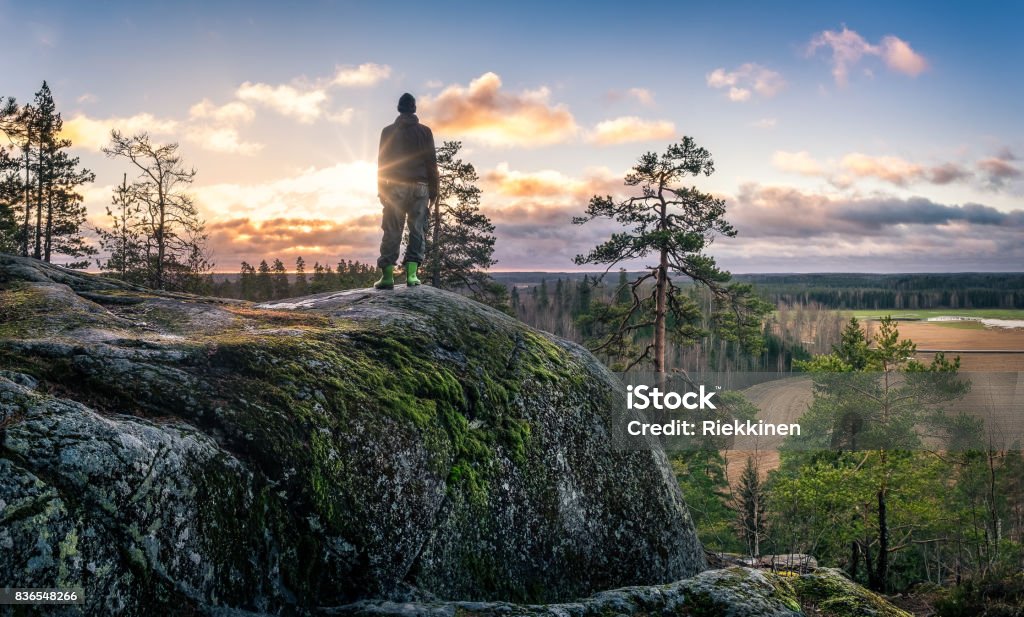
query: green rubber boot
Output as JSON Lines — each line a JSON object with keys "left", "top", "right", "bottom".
{"left": 373, "top": 265, "right": 394, "bottom": 290}
{"left": 406, "top": 262, "right": 421, "bottom": 287}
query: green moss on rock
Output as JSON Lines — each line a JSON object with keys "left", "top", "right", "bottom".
{"left": 794, "top": 569, "right": 912, "bottom": 617}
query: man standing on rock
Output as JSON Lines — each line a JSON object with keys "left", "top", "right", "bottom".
{"left": 374, "top": 92, "right": 440, "bottom": 289}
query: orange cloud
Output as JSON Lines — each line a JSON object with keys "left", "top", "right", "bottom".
{"left": 62, "top": 113, "right": 179, "bottom": 150}
{"left": 483, "top": 163, "right": 623, "bottom": 200}
{"left": 840, "top": 153, "right": 924, "bottom": 186}
{"left": 206, "top": 216, "right": 382, "bottom": 267}
{"left": 420, "top": 72, "right": 578, "bottom": 147}
{"left": 194, "top": 160, "right": 379, "bottom": 222}
{"left": 587, "top": 116, "right": 676, "bottom": 145}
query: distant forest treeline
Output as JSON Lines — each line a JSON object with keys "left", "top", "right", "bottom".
{"left": 734, "top": 272, "right": 1024, "bottom": 310}
{"left": 209, "top": 257, "right": 379, "bottom": 301}
{"left": 491, "top": 271, "right": 1024, "bottom": 310}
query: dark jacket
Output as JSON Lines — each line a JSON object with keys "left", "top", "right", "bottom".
{"left": 378, "top": 113, "right": 440, "bottom": 199}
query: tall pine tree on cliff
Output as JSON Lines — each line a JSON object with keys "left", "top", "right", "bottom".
{"left": 573, "top": 137, "right": 770, "bottom": 372}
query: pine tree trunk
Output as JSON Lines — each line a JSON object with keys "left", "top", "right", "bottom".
{"left": 865, "top": 535, "right": 877, "bottom": 590}
{"left": 875, "top": 473, "right": 889, "bottom": 591}
{"left": 654, "top": 248, "right": 668, "bottom": 373}
{"left": 156, "top": 192, "right": 166, "bottom": 290}
{"left": 850, "top": 540, "right": 860, "bottom": 580}
{"left": 21, "top": 135, "right": 30, "bottom": 257}
{"left": 431, "top": 198, "right": 441, "bottom": 287}
{"left": 44, "top": 192, "right": 52, "bottom": 262}
{"left": 34, "top": 141, "right": 43, "bottom": 260}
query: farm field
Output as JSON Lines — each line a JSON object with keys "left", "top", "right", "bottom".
{"left": 849, "top": 308, "right": 1024, "bottom": 320}
{"left": 868, "top": 320, "right": 1024, "bottom": 371}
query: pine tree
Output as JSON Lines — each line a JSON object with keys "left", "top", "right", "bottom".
{"left": 271, "top": 258, "right": 289, "bottom": 299}
{"left": 44, "top": 149, "right": 96, "bottom": 267}
{"left": 737, "top": 456, "right": 766, "bottom": 557}
{"left": 294, "top": 256, "right": 308, "bottom": 295}
{"left": 96, "top": 173, "right": 146, "bottom": 281}
{"left": 311, "top": 261, "right": 327, "bottom": 293}
{"left": 30, "top": 82, "right": 96, "bottom": 265}
{"left": 238, "top": 262, "right": 256, "bottom": 300}
{"left": 423, "top": 141, "right": 498, "bottom": 300}
{"left": 0, "top": 83, "right": 96, "bottom": 265}
{"left": 0, "top": 131, "right": 20, "bottom": 252}
{"left": 256, "top": 260, "right": 273, "bottom": 301}
{"left": 573, "top": 137, "right": 770, "bottom": 373}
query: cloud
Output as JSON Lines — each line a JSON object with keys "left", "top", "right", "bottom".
{"left": 978, "top": 150, "right": 1022, "bottom": 188}
{"left": 483, "top": 163, "right": 623, "bottom": 200}
{"left": 751, "top": 118, "right": 777, "bottom": 129}
{"left": 807, "top": 26, "right": 927, "bottom": 86}
{"left": 879, "top": 35, "right": 928, "bottom": 76}
{"left": 927, "top": 162, "right": 973, "bottom": 185}
{"left": 772, "top": 151, "right": 824, "bottom": 176}
{"left": 587, "top": 116, "right": 676, "bottom": 145}
{"left": 330, "top": 62, "right": 392, "bottom": 87}
{"left": 419, "top": 72, "right": 578, "bottom": 146}
{"left": 189, "top": 99, "right": 256, "bottom": 124}
{"left": 236, "top": 81, "right": 328, "bottom": 123}
{"left": 606, "top": 87, "right": 656, "bottom": 106}
{"left": 181, "top": 99, "right": 262, "bottom": 155}
{"left": 730, "top": 184, "right": 1023, "bottom": 241}
{"left": 76, "top": 93, "right": 97, "bottom": 104}
{"left": 206, "top": 216, "right": 382, "bottom": 266}
{"left": 711, "top": 184, "right": 1024, "bottom": 272}
{"left": 183, "top": 125, "right": 263, "bottom": 156}
{"left": 839, "top": 153, "right": 925, "bottom": 186}
{"left": 194, "top": 160, "right": 379, "bottom": 223}
{"left": 773, "top": 150, "right": 979, "bottom": 188}
{"left": 706, "top": 63, "right": 785, "bottom": 101}
{"left": 626, "top": 87, "right": 655, "bottom": 106}
{"left": 62, "top": 113, "right": 179, "bottom": 150}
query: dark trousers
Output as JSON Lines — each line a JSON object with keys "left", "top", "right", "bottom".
{"left": 377, "top": 182, "right": 430, "bottom": 269}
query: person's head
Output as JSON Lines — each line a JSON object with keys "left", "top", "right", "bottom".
{"left": 397, "top": 93, "right": 416, "bottom": 114}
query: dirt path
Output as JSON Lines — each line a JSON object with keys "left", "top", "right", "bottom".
{"left": 724, "top": 376, "right": 814, "bottom": 482}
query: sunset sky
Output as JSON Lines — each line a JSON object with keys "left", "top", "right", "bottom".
{"left": 3, "top": 1, "right": 1022, "bottom": 272}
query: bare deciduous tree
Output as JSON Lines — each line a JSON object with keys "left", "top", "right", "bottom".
{"left": 102, "top": 131, "right": 211, "bottom": 291}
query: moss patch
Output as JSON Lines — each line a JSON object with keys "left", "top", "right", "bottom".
{"left": 795, "top": 569, "right": 913, "bottom": 617}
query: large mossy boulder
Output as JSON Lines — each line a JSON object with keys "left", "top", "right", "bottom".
{"left": 0, "top": 255, "right": 705, "bottom": 615}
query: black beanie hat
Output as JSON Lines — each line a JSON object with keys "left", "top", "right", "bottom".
{"left": 398, "top": 93, "right": 416, "bottom": 113}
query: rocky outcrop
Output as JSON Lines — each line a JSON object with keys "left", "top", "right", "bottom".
{"left": 0, "top": 255, "right": 705, "bottom": 615}
{"left": 327, "top": 568, "right": 911, "bottom": 617}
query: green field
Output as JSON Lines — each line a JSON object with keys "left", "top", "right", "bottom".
{"left": 848, "top": 308, "right": 1024, "bottom": 320}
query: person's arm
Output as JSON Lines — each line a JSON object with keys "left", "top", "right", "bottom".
{"left": 425, "top": 127, "right": 440, "bottom": 201}
{"left": 377, "top": 126, "right": 390, "bottom": 201}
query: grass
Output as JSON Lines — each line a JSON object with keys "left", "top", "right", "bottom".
{"left": 848, "top": 308, "right": 1024, "bottom": 321}
{"left": 931, "top": 320, "right": 986, "bottom": 330}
